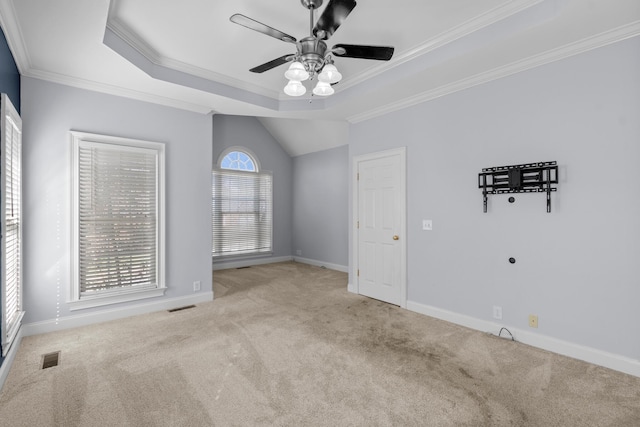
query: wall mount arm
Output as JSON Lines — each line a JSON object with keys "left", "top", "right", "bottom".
{"left": 478, "top": 161, "right": 558, "bottom": 213}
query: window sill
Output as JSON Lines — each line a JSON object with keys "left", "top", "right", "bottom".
{"left": 68, "top": 287, "right": 167, "bottom": 311}
{"left": 212, "top": 251, "right": 273, "bottom": 261}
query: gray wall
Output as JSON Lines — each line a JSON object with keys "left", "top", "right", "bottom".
{"left": 349, "top": 37, "right": 640, "bottom": 360}
{"left": 21, "top": 77, "right": 213, "bottom": 323}
{"left": 212, "top": 114, "right": 293, "bottom": 262}
{"left": 293, "top": 145, "right": 348, "bottom": 268}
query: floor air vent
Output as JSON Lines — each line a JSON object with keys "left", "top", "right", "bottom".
{"left": 41, "top": 351, "right": 61, "bottom": 369}
{"left": 168, "top": 305, "right": 196, "bottom": 313}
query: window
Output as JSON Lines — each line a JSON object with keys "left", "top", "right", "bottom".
{"left": 1, "top": 94, "right": 24, "bottom": 356}
{"left": 212, "top": 149, "right": 272, "bottom": 258}
{"left": 220, "top": 150, "right": 256, "bottom": 171}
{"left": 71, "top": 132, "right": 165, "bottom": 309}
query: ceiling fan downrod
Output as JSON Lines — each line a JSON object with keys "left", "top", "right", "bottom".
{"left": 301, "top": 0, "right": 323, "bottom": 37}
{"left": 297, "top": 0, "right": 332, "bottom": 76}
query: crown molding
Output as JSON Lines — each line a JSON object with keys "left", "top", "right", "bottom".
{"left": 0, "top": 0, "right": 32, "bottom": 73}
{"left": 23, "top": 68, "right": 213, "bottom": 114}
{"left": 348, "top": 22, "right": 640, "bottom": 123}
{"left": 105, "top": 18, "right": 280, "bottom": 99}
{"left": 106, "top": 18, "right": 160, "bottom": 66}
{"left": 398, "top": 0, "right": 547, "bottom": 64}
{"left": 103, "top": 25, "right": 325, "bottom": 112}
{"left": 335, "top": 0, "right": 547, "bottom": 94}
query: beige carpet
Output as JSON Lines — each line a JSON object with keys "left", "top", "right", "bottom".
{"left": 1, "top": 261, "right": 639, "bottom": 426}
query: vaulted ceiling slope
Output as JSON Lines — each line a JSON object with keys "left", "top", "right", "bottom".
{"left": 0, "top": 0, "right": 638, "bottom": 155}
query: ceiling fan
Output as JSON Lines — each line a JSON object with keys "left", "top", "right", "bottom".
{"left": 230, "top": 0, "right": 395, "bottom": 97}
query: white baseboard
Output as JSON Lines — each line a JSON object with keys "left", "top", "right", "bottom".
{"left": 22, "top": 291, "right": 214, "bottom": 337}
{"left": 406, "top": 301, "right": 640, "bottom": 378}
{"left": 293, "top": 257, "right": 348, "bottom": 273}
{"left": 0, "top": 326, "right": 24, "bottom": 391}
{"left": 213, "top": 256, "right": 293, "bottom": 271}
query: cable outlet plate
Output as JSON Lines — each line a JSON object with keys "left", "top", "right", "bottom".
{"left": 492, "top": 306, "right": 502, "bottom": 320}
{"left": 529, "top": 314, "right": 538, "bottom": 328}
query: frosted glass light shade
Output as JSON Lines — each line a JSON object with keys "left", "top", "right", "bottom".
{"left": 318, "top": 63, "right": 342, "bottom": 84}
{"left": 284, "top": 80, "right": 306, "bottom": 96}
{"left": 284, "top": 61, "right": 309, "bottom": 81}
{"left": 312, "top": 81, "right": 334, "bottom": 96}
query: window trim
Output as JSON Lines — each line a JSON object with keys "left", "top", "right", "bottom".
{"left": 70, "top": 131, "right": 166, "bottom": 310}
{"left": 1, "top": 93, "right": 24, "bottom": 356}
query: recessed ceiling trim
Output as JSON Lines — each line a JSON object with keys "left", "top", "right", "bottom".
{"left": 0, "top": 0, "right": 32, "bottom": 73}
{"left": 106, "top": 18, "right": 161, "bottom": 67}
{"left": 394, "top": 0, "right": 548, "bottom": 64}
{"left": 101, "top": 0, "right": 565, "bottom": 116}
{"left": 347, "top": 22, "right": 640, "bottom": 124}
{"left": 103, "top": 26, "right": 278, "bottom": 109}
{"left": 22, "top": 68, "right": 214, "bottom": 114}
{"left": 106, "top": 18, "right": 281, "bottom": 99}
{"left": 315, "top": 0, "right": 549, "bottom": 94}
{"left": 104, "top": 26, "right": 331, "bottom": 112}
{"left": 104, "top": 0, "right": 552, "bottom": 109}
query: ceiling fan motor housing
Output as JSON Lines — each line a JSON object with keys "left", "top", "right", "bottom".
{"left": 299, "top": 37, "right": 328, "bottom": 72}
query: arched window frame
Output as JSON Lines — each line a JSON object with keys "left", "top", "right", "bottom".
{"left": 217, "top": 146, "right": 261, "bottom": 172}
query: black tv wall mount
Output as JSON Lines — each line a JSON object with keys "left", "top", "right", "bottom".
{"left": 478, "top": 161, "right": 558, "bottom": 213}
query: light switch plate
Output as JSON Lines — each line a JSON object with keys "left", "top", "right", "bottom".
{"left": 422, "top": 219, "right": 432, "bottom": 230}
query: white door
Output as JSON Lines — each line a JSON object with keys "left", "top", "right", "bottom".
{"left": 354, "top": 148, "right": 406, "bottom": 306}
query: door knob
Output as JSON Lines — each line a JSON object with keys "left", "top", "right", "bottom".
{"left": 393, "top": 235, "right": 399, "bottom": 240}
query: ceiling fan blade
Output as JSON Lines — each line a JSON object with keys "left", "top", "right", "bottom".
{"left": 313, "top": 0, "right": 357, "bottom": 40}
{"left": 249, "top": 55, "right": 292, "bottom": 73}
{"left": 230, "top": 14, "right": 297, "bottom": 43}
{"left": 332, "top": 44, "right": 394, "bottom": 61}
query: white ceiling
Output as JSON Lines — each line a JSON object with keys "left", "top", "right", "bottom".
{"left": 0, "top": 0, "right": 638, "bottom": 155}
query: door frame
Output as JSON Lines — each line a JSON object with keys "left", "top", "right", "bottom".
{"left": 352, "top": 147, "right": 407, "bottom": 308}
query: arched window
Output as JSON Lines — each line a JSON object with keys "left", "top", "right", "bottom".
{"left": 212, "top": 148, "right": 272, "bottom": 258}
{"left": 220, "top": 150, "right": 256, "bottom": 172}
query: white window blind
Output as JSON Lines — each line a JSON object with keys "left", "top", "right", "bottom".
{"left": 71, "top": 132, "right": 165, "bottom": 307}
{"left": 212, "top": 169, "right": 272, "bottom": 257}
{"left": 1, "top": 94, "right": 24, "bottom": 357}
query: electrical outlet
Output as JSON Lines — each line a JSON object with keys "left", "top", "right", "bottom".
{"left": 492, "top": 306, "right": 502, "bottom": 320}
{"left": 529, "top": 314, "right": 538, "bottom": 328}
{"left": 296, "top": 249, "right": 302, "bottom": 256}
{"left": 193, "top": 281, "right": 201, "bottom": 292}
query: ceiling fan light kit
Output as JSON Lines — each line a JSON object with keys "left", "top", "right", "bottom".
{"left": 318, "top": 63, "right": 342, "bottom": 84}
{"left": 230, "top": 0, "right": 394, "bottom": 98}
{"left": 284, "top": 80, "right": 307, "bottom": 96}
{"left": 284, "top": 61, "right": 311, "bottom": 82}
{"left": 312, "top": 81, "right": 334, "bottom": 96}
